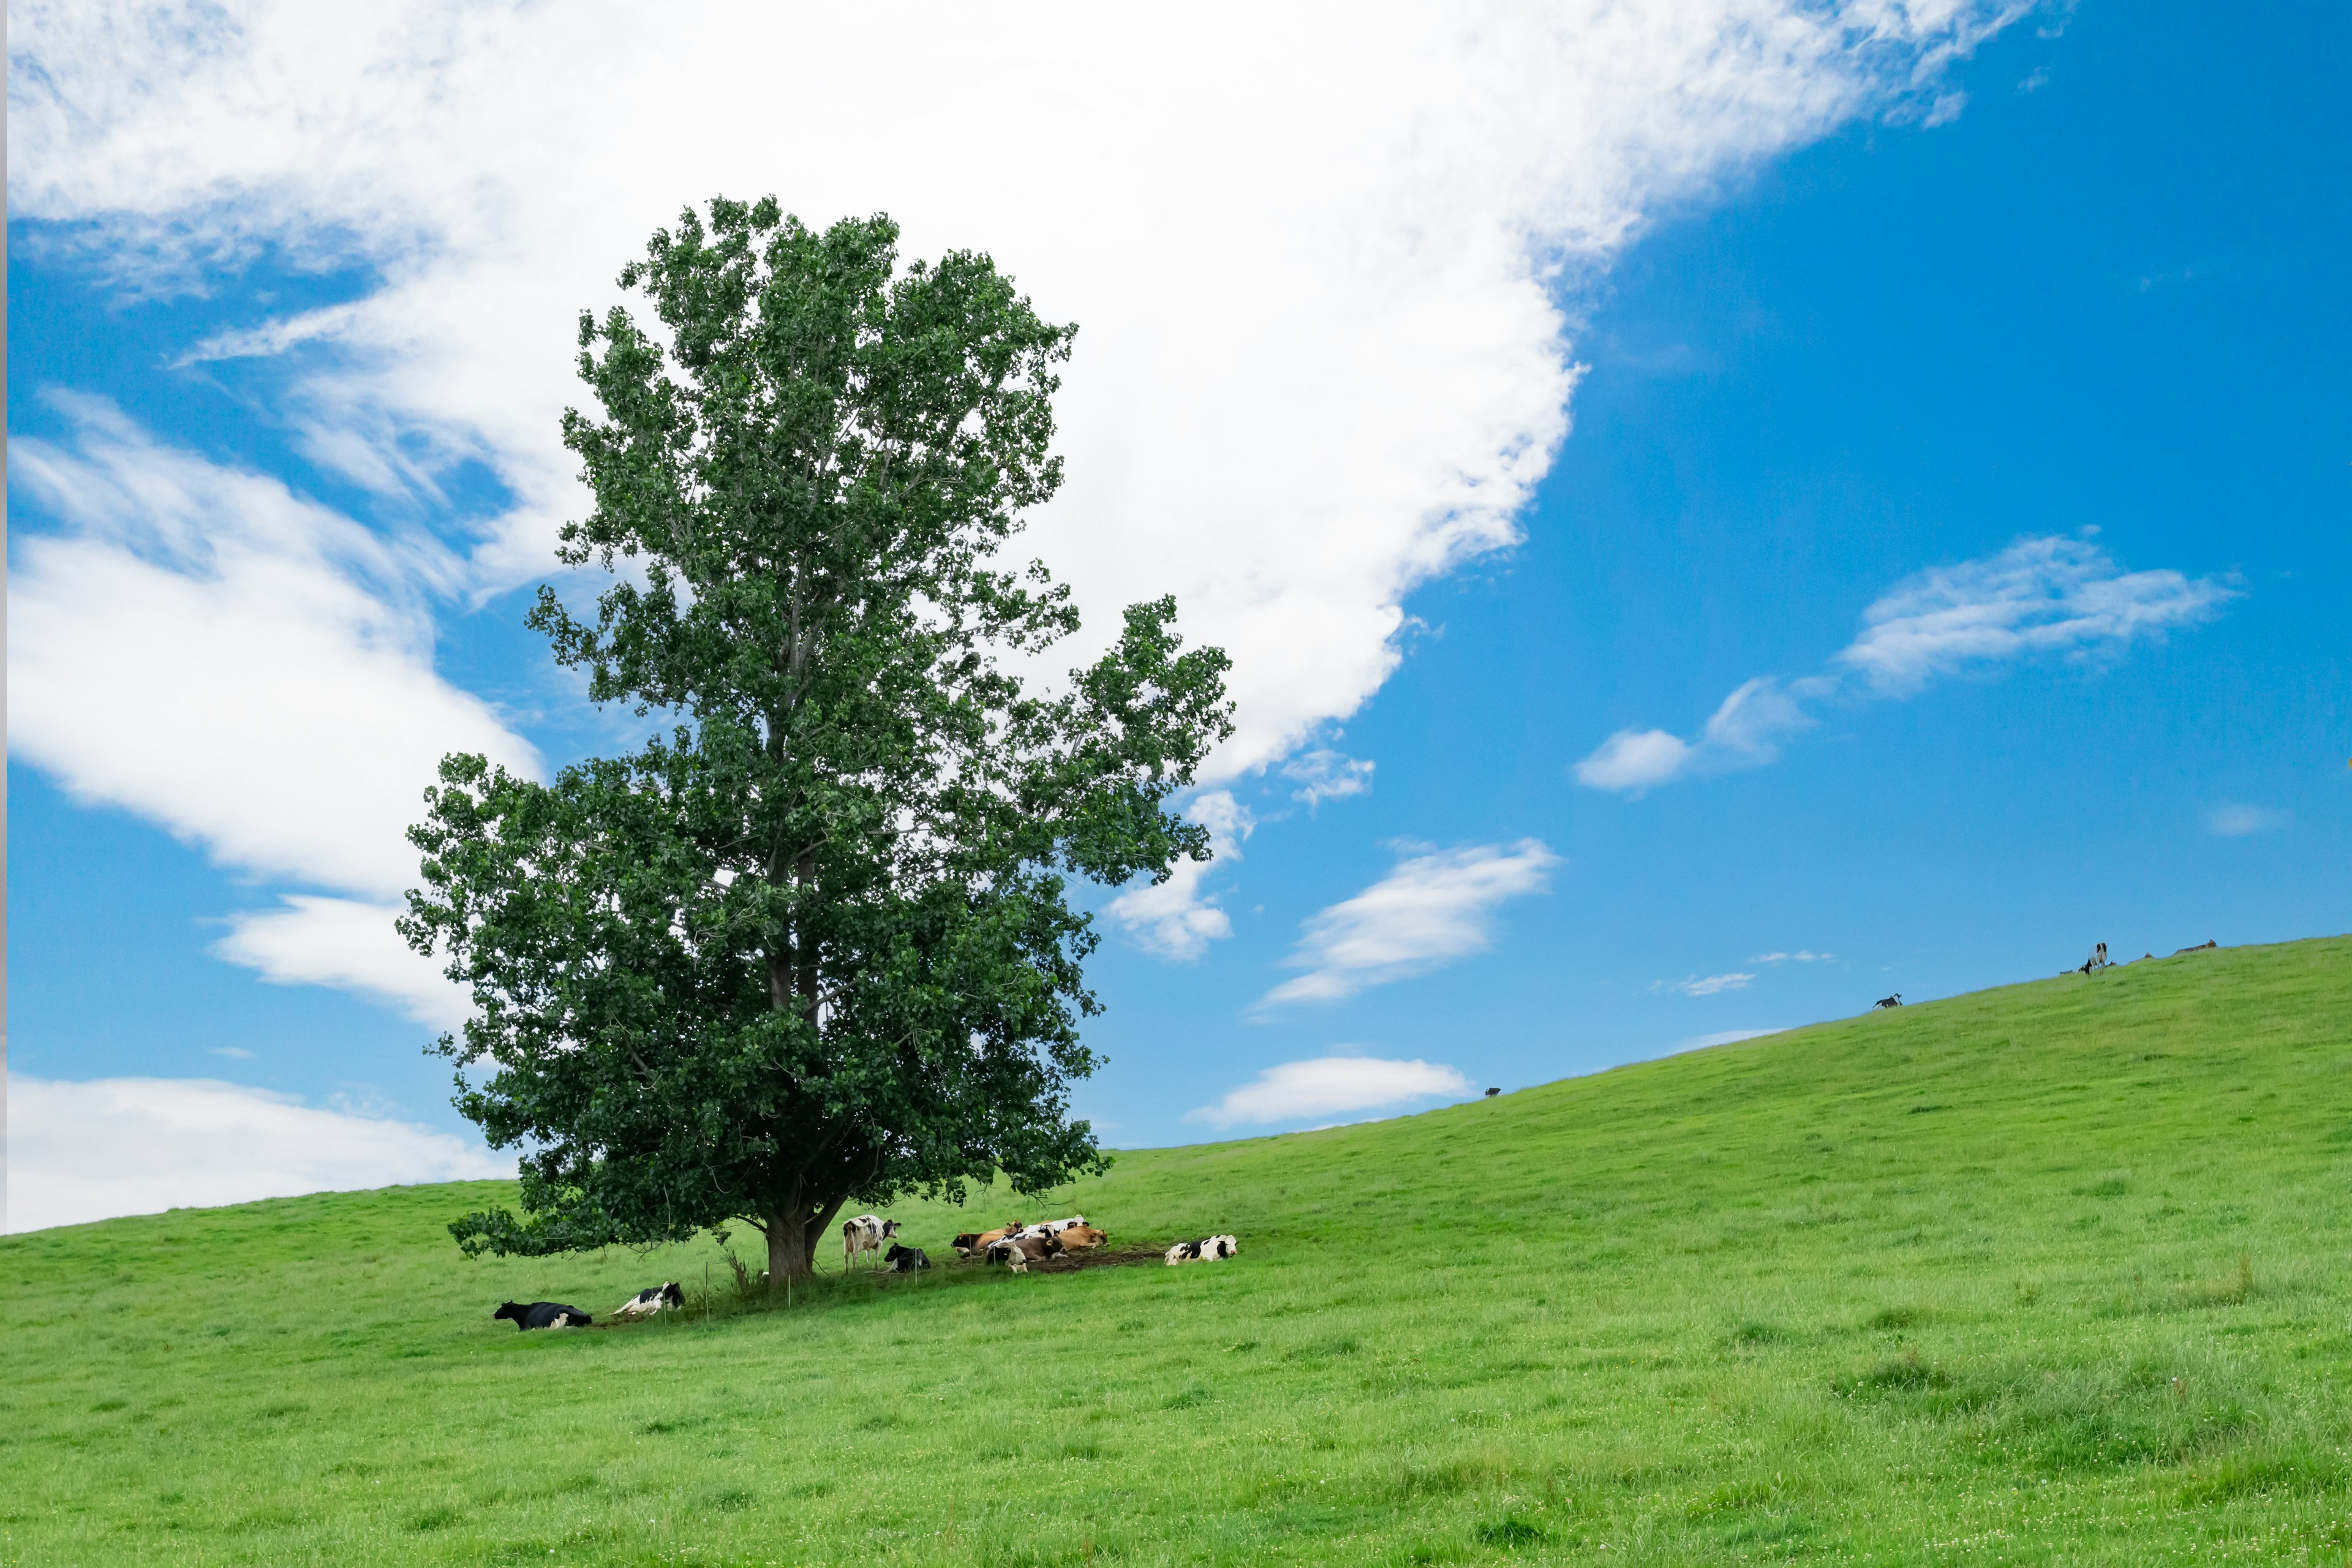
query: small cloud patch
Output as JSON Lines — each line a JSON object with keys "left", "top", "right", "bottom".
{"left": 1659, "top": 972, "right": 1754, "bottom": 997}
{"left": 2205, "top": 804, "right": 2286, "bottom": 838}
{"left": 1186, "top": 1055, "right": 1474, "bottom": 1129}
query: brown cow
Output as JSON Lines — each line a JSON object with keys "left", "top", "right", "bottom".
{"left": 984, "top": 1234, "right": 1058, "bottom": 1272}
{"left": 959, "top": 1222, "right": 1022, "bottom": 1259}
{"left": 1054, "top": 1224, "right": 1107, "bottom": 1253}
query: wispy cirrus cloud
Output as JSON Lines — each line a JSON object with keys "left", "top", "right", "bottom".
{"left": 1575, "top": 535, "right": 2237, "bottom": 795}
{"left": 1186, "top": 1054, "right": 1474, "bottom": 1129}
{"left": 1283, "top": 748, "right": 1376, "bottom": 811}
{"left": 1259, "top": 839, "right": 1558, "bottom": 1008}
{"left": 1659, "top": 971, "right": 1755, "bottom": 997}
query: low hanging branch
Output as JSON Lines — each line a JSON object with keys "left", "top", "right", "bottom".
{"left": 400, "top": 198, "right": 1232, "bottom": 1284}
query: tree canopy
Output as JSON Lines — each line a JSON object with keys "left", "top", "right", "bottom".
{"left": 400, "top": 199, "right": 1231, "bottom": 1281}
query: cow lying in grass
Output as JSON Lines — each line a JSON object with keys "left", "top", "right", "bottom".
{"left": 1016, "top": 1215, "right": 1087, "bottom": 1240}
{"left": 986, "top": 1231, "right": 1065, "bottom": 1272}
{"left": 494, "top": 1300, "right": 592, "bottom": 1330}
{"left": 842, "top": 1215, "right": 900, "bottom": 1268}
{"left": 1164, "top": 1235, "right": 1238, "bottom": 1266}
{"left": 613, "top": 1283, "right": 684, "bottom": 1319}
{"left": 954, "top": 1221, "right": 1025, "bottom": 1258}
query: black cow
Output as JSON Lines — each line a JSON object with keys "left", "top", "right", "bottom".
{"left": 494, "top": 1300, "right": 592, "bottom": 1330}
{"left": 884, "top": 1243, "right": 930, "bottom": 1273}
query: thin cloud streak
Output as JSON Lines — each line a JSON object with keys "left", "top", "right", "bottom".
{"left": 1660, "top": 972, "right": 1755, "bottom": 996}
{"left": 1674, "top": 1027, "right": 1784, "bottom": 1051}
{"left": 1186, "top": 1055, "right": 1474, "bottom": 1129}
{"left": 1259, "top": 839, "right": 1558, "bottom": 1008}
{"left": 1576, "top": 535, "right": 2236, "bottom": 795}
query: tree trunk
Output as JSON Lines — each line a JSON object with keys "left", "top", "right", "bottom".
{"left": 762, "top": 1193, "right": 851, "bottom": 1287}
{"left": 764, "top": 1204, "right": 817, "bottom": 1286}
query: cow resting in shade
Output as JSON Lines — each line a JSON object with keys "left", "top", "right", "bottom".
{"left": 494, "top": 1301, "right": 592, "bottom": 1330}
{"left": 613, "top": 1283, "right": 685, "bottom": 1319}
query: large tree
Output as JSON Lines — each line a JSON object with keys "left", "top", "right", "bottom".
{"left": 400, "top": 200, "right": 1231, "bottom": 1283}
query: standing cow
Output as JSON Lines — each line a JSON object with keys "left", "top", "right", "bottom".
{"left": 842, "top": 1215, "right": 901, "bottom": 1269}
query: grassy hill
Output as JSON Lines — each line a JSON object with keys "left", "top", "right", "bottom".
{"left": 4, "top": 936, "right": 2348, "bottom": 1566}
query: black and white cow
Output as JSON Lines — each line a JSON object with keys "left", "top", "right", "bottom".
{"left": 1164, "top": 1235, "right": 1239, "bottom": 1266}
{"left": 883, "top": 1243, "right": 930, "bottom": 1273}
{"left": 614, "top": 1282, "right": 685, "bottom": 1319}
{"left": 494, "top": 1300, "right": 592, "bottom": 1330}
{"left": 843, "top": 1215, "right": 902, "bottom": 1268}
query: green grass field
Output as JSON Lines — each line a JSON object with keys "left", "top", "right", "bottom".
{"left": 4, "top": 936, "right": 2349, "bottom": 1566}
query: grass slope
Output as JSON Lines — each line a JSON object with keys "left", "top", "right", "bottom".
{"left": 4, "top": 937, "right": 2350, "bottom": 1567}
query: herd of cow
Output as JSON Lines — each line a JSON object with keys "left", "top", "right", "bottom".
{"left": 491, "top": 1214, "right": 1239, "bottom": 1329}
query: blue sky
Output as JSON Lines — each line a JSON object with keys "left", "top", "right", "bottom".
{"left": 9, "top": 1, "right": 2346, "bottom": 1229}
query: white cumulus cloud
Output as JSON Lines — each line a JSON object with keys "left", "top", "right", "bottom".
{"left": 6, "top": 400, "right": 540, "bottom": 1008}
{"left": 213, "top": 896, "right": 473, "bottom": 1029}
{"left": 4, "top": 1076, "right": 511, "bottom": 1234}
{"left": 10, "top": 0, "right": 2033, "bottom": 785}
{"left": 1186, "top": 1054, "right": 1474, "bottom": 1129}
{"left": 1259, "top": 839, "right": 1559, "bottom": 1008}
{"left": 1106, "top": 790, "right": 1256, "bottom": 960}
{"left": 1577, "top": 535, "right": 2235, "bottom": 794}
